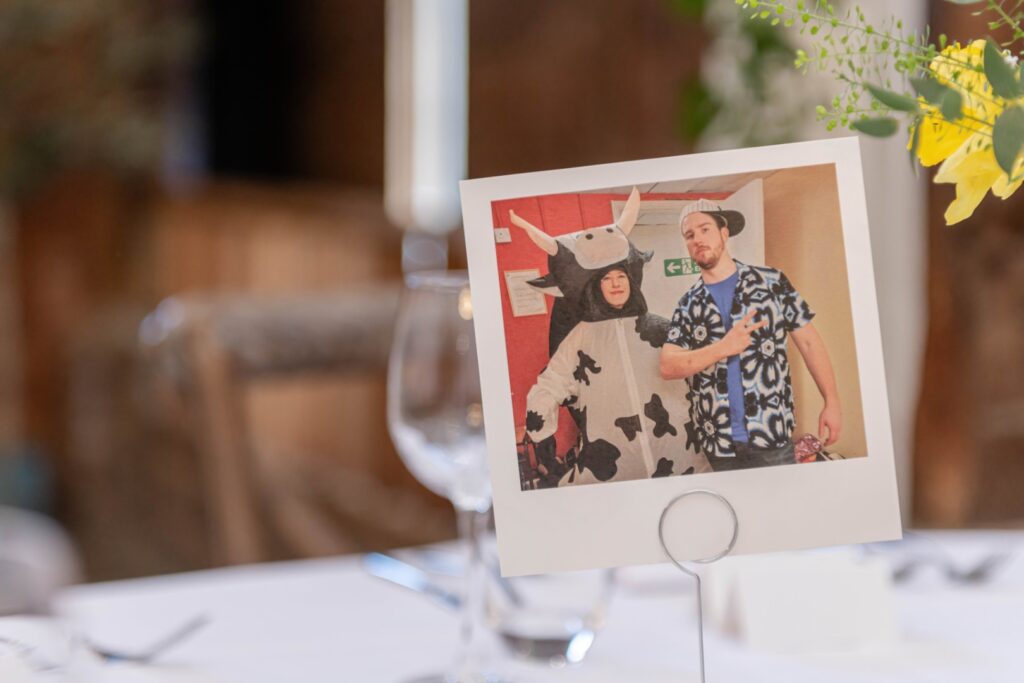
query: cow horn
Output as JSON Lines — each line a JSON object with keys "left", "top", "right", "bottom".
{"left": 509, "top": 210, "right": 558, "bottom": 256}
{"left": 617, "top": 187, "right": 641, "bottom": 235}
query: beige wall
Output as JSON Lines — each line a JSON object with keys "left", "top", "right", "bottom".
{"left": 763, "top": 164, "right": 867, "bottom": 458}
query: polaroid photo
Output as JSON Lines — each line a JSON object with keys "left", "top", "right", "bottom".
{"left": 461, "top": 137, "right": 902, "bottom": 576}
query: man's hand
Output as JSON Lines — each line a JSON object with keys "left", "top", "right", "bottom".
{"left": 661, "top": 309, "right": 766, "bottom": 380}
{"left": 719, "top": 309, "right": 767, "bottom": 357}
{"left": 818, "top": 400, "right": 842, "bottom": 447}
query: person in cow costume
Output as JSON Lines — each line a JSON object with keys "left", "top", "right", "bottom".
{"left": 511, "top": 189, "right": 711, "bottom": 487}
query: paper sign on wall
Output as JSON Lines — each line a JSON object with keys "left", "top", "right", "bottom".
{"left": 503, "top": 269, "right": 547, "bottom": 317}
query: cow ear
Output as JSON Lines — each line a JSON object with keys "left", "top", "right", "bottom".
{"left": 638, "top": 248, "right": 653, "bottom": 264}
{"left": 531, "top": 285, "right": 563, "bottom": 298}
{"left": 509, "top": 210, "right": 558, "bottom": 256}
{"left": 617, "top": 187, "right": 642, "bottom": 235}
{"left": 527, "top": 274, "right": 564, "bottom": 298}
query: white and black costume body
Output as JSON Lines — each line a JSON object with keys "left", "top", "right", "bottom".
{"left": 510, "top": 190, "right": 710, "bottom": 487}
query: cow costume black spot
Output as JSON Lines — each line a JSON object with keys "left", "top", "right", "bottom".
{"left": 515, "top": 188, "right": 710, "bottom": 486}
{"left": 653, "top": 458, "right": 674, "bottom": 478}
{"left": 573, "top": 351, "right": 601, "bottom": 386}
{"left": 570, "top": 406, "right": 621, "bottom": 482}
{"left": 614, "top": 415, "right": 642, "bottom": 441}
{"left": 643, "top": 394, "right": 677, "bottom": 438}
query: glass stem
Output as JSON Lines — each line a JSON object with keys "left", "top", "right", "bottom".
{"left": 451, "top": 506, "right": 492, "bottom": 682}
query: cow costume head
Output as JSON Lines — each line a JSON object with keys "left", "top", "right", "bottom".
{"left": 510, "top": 188, "right": 658, "bottom": 353}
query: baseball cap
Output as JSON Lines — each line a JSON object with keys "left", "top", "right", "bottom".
{"left": 678, "top": 198, "right": 746, "bottom": 236}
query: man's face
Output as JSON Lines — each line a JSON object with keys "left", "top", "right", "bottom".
{"left": 599, "top": 269, "right": 630, "bottom": 309}
{"left": 682, "top": 212, "right": 728, "bottom": 270}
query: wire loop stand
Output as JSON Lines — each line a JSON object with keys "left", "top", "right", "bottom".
{"left": 657, "top": 489, "right": 739, "bottom": 683}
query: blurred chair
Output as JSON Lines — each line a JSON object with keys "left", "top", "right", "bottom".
{"left": 65, "top": 183, "right": 453, "bottom": 578}
{"left": 141, "top": 287, "right": 453, "bottom": 565}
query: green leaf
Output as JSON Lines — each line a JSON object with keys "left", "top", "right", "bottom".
{"left": 983, "top": 38, "right": 1022, "bottom": 99}
{"left": 940, "top": 89, "right": 963, "bottom": 121}
{"left": 851, "top": 117, "right": 899, "bottom": 137}
{"left": 908, "top": 117, "right": 922, "bottom": 176}
{"left": 910, "top": 75, "right": 955, "bottom": 105}
{"left": 865, "top": 84, "right": 920, "bottom": 112}
{"left": 992, "top": 106, "right": 1024, "bottom": 174}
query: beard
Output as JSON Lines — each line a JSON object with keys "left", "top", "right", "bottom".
{"left": 693, "top": 243, "right": 724, "bottom": 270}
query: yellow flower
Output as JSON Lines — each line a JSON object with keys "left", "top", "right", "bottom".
{"left": 908, "top": 40, "right": 1024, "bottom": 223}
{"left": 912, "top": 40, "right": 1003, "bottom": 168}
{"left": 914, "top": 115, "right": 975, "bottom": 166}
{"left": 933, "top": 132, "right": 1023, "bottom": 225}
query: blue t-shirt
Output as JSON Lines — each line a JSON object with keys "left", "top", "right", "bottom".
{"left": 704, "top": 271, "right": 749, "bottom": 443}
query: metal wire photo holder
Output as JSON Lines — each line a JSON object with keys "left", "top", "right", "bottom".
{"left": 657, "top": 489, "right": 739, "bottom": 683}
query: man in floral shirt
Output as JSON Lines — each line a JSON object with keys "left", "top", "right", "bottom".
{"left": 659, "top": 199, "right": 842, "bottom": 471}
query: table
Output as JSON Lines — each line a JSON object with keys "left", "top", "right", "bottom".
{"left": 58, "top": 531, "right": 1024, "bottom": 682}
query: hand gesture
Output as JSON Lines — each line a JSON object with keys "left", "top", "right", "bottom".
{"left": 719, "top": 310, "right": 767, "bottom": 357}
{"left": 818, "top": 401, "right": 842, "bottom": 447}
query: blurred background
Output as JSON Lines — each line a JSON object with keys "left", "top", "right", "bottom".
{"left": 0, "top": 0, "right": 1020, "bottom": 583}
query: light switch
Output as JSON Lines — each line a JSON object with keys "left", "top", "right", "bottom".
{"left": 494, "top": 228, "right": 511, "bottom": 244}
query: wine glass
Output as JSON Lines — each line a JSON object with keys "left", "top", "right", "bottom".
{"left": 387, "top": 270, "right": 502, "bottom": 683}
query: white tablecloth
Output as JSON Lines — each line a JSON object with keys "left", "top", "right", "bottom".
{"left": 56, "top": 531, "right": 1024, "bottom": 682}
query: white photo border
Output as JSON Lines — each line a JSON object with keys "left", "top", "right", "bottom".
{"left": 460, "top": 137, "right": 903, "bottom": 576}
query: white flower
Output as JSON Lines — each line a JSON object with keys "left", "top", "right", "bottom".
{"left": 1003, "top": 51, "right": 1019, "bottom": 68}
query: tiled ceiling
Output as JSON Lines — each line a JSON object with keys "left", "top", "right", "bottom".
{"left": 591, "top": 170, "right": 778, "bottom": 195}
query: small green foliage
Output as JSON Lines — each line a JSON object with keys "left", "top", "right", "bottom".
{"left": 983, "top": 38, "right": 1023, "bottom": 99}
{"left": 852, "top": 117, "right": 899, "bottom": 136}
{"left": 866, "top": 84, "right": 920, "bottom": 113}
{"left": 993, "top": 106, "right": 1024, "bottom": 174}
{"left": 940, "top": 89, "right": 963, "bottom": 121}
{"left": 908, "top": 116, "right": 922, "bottom": 175}
{"left": 910, "top": 76, "right": 949, "bottom": 105}
{"left": 738, "top": 0, "right": 1024, "bottom": 150}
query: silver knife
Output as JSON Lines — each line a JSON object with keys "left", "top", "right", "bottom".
{"left": 363, "top": 552, "right": 461, "bottom": 610}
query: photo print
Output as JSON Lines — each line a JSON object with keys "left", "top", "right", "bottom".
{"left": 462, "top": 138, "right": 902, "bottom": 575}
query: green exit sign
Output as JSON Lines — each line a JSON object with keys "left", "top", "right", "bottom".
{"left": 663, "top": 258, "right": 699, "bottom": 277}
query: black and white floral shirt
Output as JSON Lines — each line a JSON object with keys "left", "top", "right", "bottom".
{"left": 665, "top": 260, "right": 815, "bottom": 458}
